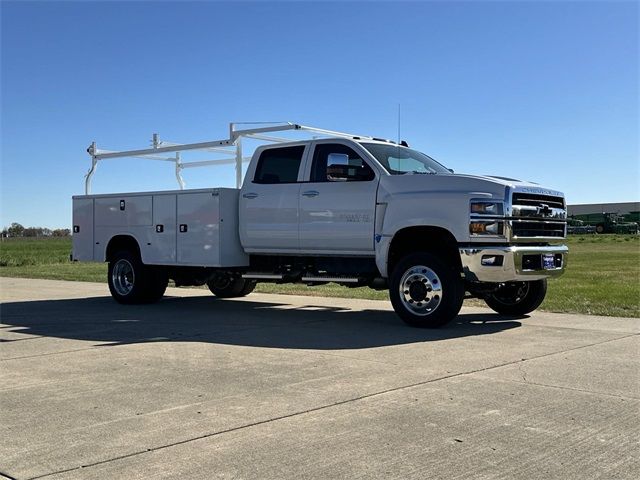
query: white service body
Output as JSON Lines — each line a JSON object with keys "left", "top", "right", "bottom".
{"left": 73, "top": 188, "right": 248, "bottom": 267}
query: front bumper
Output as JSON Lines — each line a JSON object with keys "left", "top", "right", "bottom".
{"left": 459, "top": 244, "right": 568, "bottom": 283}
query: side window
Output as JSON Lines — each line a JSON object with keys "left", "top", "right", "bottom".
{"left": 253, "top": 146, "right": 305, "bottom": 184}
{"left": 310, "top": 144, "right": 375, "bottom": 182}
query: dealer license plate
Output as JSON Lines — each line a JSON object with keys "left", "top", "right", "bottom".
{"left": 542, "top": 253, "right": 556, "bottom": 270}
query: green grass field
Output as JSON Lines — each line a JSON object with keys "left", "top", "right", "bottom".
{"left": 1, "top": 235, "right": 638, "bottom": 317}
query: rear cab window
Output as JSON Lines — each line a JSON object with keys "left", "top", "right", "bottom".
{"left": 253, "top": 145, "right": 306, "bottom": 184}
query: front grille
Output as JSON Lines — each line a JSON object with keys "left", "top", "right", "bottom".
{"left": 510, "top": 191, "right": 567, "bottom": 239}
{"left": 511, "top": 193, "right": 565, "bottom": 209}
{"left": 511, "top": 221, "right": 566, "bottom": 238}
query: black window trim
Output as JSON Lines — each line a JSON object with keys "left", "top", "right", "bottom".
{"left": 252, "top": 144, "right": 308, "bottom": 185}
{"left": 306, "top": 140, "right": 377, "bottom": 184}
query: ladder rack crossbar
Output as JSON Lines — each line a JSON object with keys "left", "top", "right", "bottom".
{"left": 84, "top": 122, "right": 377, "bottom": 194}
{"left": 92, "top": 138, "right": 233, "bottom": 160}
{"left": 179, "top": 157, "right": 253, "bottom": 169}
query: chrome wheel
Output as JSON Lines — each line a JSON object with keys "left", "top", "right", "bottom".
{"left": 112, "top": 259, "right": 135, "bottom": 296}
{"left": 398, "top": 265, "right": 443, "bottom": 316}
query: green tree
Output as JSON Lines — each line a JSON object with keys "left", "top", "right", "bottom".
{"left": 7, "top": 223, "right": 25, "bottom": 237}
{"left": 52, "top": 228, "right": 71, "bottom": 237}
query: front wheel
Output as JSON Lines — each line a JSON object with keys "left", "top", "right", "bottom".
{"left": 207, "top": 276, "right": 256, "bottom": 298}
{"left": 484, "top": 280, "right": 547, "bottom": 316}
{"left": 389, "top": 252, "right": 464, "bottom": 328}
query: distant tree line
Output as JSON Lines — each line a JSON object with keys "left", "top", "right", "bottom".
{"left": 1, "top": 222, "right": 71, "bottom": 238}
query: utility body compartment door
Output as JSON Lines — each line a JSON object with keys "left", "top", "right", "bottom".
{"left": 146, "top": 194, "right": 177, "bottom": 264}
{"left": 176, "top": 189, "right": 248, "bottom": 267}
{"left": 177, "top": 192, "right": 220, "bottom": 265}
{"left": 92, "top": 195, "right": 153, "bottom": 261}
{"left": 94, "top": 195, "right": 153, "bottom": 227}
{"left": 72, "top": 197, "right": 94, "bottom": 261}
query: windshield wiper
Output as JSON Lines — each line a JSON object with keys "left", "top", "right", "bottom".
{"left": 403, "top": 170, "right": 436, "bottom": 175}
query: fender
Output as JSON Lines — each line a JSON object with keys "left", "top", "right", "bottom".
{"left": 374, "top": 192, "right": 470, "bottom": 278}
{"left": 101, "top": 232, "right": 144, "bottom": 263}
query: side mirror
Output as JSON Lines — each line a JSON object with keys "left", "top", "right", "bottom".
{"left": 326, "top": 153, "right": 374, "bottom": 181}
{"left": 448, "top": 168, "right": 455, "bottom": 174}
{"left": 327, "top": 153, "right": 357, "bottom": 181}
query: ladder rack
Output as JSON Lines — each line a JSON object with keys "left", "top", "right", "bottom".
{"left": 84, "top": 122, "right": 382, "bottom": 194}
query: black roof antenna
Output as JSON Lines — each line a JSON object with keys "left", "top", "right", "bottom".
{"left": 397, "top": 104, "right": 410, "bottom": 147}
{"left": 397, "top": 103, "right": 401, "bottom": 144}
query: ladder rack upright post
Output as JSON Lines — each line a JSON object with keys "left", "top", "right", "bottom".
{"left": 83, "top": 122, "right": 378, "bottom": 194}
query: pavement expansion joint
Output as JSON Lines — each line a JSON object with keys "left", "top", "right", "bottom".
{"left": 483, "top": 377, "right": 640, "bottom": 401}
{"left": 0, "top": 471, "right": 20, "bottom": 480}
{"left": 23, "top": 332, "right": 637, "bottom": 480}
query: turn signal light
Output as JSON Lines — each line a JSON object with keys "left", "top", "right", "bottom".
{"left": 469, "top": 221, "right": 504, "bottom": 235}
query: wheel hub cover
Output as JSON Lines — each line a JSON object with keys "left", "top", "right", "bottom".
{"left": 112, "top": 259, "right": 135, "bottom": 296}
{"left": 399, "top": 265, "right": 442, "bottom": 316}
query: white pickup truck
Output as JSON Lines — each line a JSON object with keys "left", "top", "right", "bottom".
{"left": 72, "top": 122, "right": 568, "bottom": 327}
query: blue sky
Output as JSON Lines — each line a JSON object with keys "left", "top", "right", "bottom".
{"left": 1, "top": 0, "right": 638, "bottom": 228}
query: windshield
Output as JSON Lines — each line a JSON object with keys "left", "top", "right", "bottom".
{"left": 361, "top": 143, "right": 451, "bottom": 175}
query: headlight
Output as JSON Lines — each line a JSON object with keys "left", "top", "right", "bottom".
{"left": 470, "top": 220, "right": 505, "bottom": 235}
{"left": 470, "top": 201, "right": 503, "bottom": 215}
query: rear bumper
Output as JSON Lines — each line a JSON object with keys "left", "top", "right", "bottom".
{"left": 459, "top": 244, "right": 568, "bottom": 283}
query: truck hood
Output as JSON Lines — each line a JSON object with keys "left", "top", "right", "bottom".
{"left": 452, "top": 173, "right": 565, "bottom": 197}
{"left": 377, "top": 173, "right": 565, "bottom": 203}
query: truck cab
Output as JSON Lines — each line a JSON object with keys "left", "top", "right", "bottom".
{"left": 73, "top": 123, "right": 568, "bottom": 327}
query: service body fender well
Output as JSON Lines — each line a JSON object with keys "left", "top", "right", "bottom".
{"left": 97, "top": 230, "right": 147, "bottom": 263}
{"left": 374, "top": 174, "right": 508, "bottom": 277}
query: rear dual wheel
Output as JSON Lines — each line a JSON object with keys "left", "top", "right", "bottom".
{"left": 108, "top": 250, "right": 167, "bottom": 304}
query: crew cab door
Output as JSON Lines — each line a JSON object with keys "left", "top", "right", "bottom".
{"left": 239, "top": 144, "right": 308, "bottom": 252}
{"left": 299, "top": 141, "right": 378, "bottom": 253}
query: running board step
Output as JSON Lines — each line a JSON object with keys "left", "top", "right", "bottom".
{"left": 241, "top": 273, "right": 362, "bottom": 283}
{"left": 242, "top": 273, "right": 284, "bottom": 280}
{"left": 301, "top": 276, "right": 361, "bottom": 283}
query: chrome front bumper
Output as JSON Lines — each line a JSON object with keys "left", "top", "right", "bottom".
{"left": 459, "top": 245, "right": 568, "bottom": 283}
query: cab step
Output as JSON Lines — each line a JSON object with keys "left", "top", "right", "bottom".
{"left": 242, "top": 273, "right": 284, "bottom": 280}
{"left": 301, "top": 276, "right": 361, "bottom": 283}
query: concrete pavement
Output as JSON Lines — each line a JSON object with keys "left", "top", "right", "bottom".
{"left": 0, "top": 277, "right": 638, "bottom": 479}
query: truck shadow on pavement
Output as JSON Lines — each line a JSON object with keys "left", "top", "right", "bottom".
{"left": 0, "top": 295, "right": 524, "bottom": 350}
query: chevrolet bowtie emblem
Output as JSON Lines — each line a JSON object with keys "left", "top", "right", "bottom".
{"left": 537, "top": 204, "right": 552, "bottom": 216}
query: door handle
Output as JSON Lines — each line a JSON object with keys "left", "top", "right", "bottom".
{"left": 302, "top": 190, "right": 320, "bottom": 197}
{"left": 243, "top": 192, "right": 259, "bottom": 199}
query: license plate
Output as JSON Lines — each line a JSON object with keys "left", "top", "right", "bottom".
{"left": 542, "top": 253, "right": 556, "bottom": 270}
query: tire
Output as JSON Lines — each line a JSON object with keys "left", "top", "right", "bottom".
{"left": 144, "top": 266, "right": 169, "bottom": 302}
{"left": 389, "top": 252, "right": 464, "bottom": 328}
{"left": 239, "top": 279, "right": 257, "bottom": 296}
{"left": 108, "top": 250, "right": 167, "bottom": 304}
{"left": 207, "top": 276, "right": 256, "bottom": 298}
{"left": 484, "top": 279, "right": 547, "bottom": 316}
{"left": 595, "top": 224, "right": 605, "bottom": 234}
